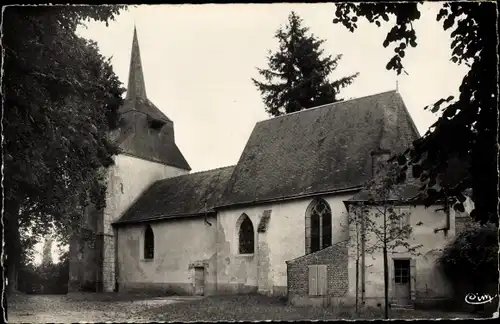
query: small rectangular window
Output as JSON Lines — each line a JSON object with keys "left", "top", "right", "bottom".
{"left": 144, "top": 225, "right": 155, "bottom": 260}
{"left": 394, "top": 259, "right": 410, "bottom": 284}
{"left": 391, "top": 207, "right": 410, "bottom": 231}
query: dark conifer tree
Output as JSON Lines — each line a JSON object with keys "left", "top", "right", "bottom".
{"left": 253, "top": 11, "right": 359, "bottom": 116}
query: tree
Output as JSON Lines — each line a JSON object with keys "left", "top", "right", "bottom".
{"left": 346, "top": 160, "right": 422, "bottom": 319}
{"left": 41, "top": 234, "right": 54, "bottom": 266}
{"left": 437, "top": 223, "right": 498, "bottom": 302}
{"left": 333, "top": 2, "right": 498, "bottom": 225}
{"left": 2, "top": 5, "right": 127, "bottom": 295}
{"left": 253, "top": 11, "right": 359, "bottom": 116}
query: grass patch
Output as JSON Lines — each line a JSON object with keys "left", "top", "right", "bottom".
{"left": 144, "top": 295, "right": 477, "bottom": 321}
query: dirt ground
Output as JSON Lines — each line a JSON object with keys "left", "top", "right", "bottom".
{"left": 7, "top": 292, "right": 202, "bottom": 322}
{"left": 7, "top": 292, "right": 485, "bottom": 322}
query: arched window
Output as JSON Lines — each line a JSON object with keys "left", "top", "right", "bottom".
{"left": 144, "top": 225, "right": 154, "bottom": 260}
{"left": 238, "top": 214, "right": 255, "bottom": 254}
{"left": 305, "top": 198, "right": 332, "bottom": 254}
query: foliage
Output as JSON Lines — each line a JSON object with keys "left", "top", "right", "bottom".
{"left": 18, "top": 251, "right": 70, "bottom": 294}
{"left": 253, "top": 11, "right": 359, "bottom": 116}
{"left": 333, "top": 2, "right": 498, "bottom": 225}
{"left": 349, "top": 157, "right": 423, "bottom": 254}
{"left": 437, "top": 223, "right": 498, "bottom": 293}
{"left": 349, "top": 204, "right": 422, "bottom": 257}
{"left": 347, "top": 157, "right": 423, "bottom": 318}
{"left": 2, "top": 5, "right": 126, "bottom": 291}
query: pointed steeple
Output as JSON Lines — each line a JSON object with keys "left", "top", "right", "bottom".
{"left": 115, "top": 26, "right": 191, "bottom": 171}
{"left": 126, "top": 26, "right": 147, "bottom": 100}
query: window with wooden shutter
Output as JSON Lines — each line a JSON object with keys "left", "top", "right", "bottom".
{"left": 309, "top": 264, "right": 327, "bottom": 296}
{"left": 308, "top": 265, "right": 318, "bottom": 296}
{"left": 401, "top": 207, "right": 410, "bottom": 226}
{"left": 391, "top": 207, "right": 410, "bottom": 232}
{"left": 317, "top": 265, "right": 327, "bottom": 296}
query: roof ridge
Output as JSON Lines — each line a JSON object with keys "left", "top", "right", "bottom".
{"left": 190, "top": 165, "right": 236, "bottom": 175}
{"left": 399, "top": 97, "right": 421, "bottom": 138}
{"left": 145, "top": 98, "right": 171, "bottom": 122}
{"left": 257, "top": 89, "right": 398, "bottom": 124}
{"left": 154, "top": 165, "right": 236, "bottom": 184}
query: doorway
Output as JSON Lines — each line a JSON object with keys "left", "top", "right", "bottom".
{"left": 393, "top": 259, "right": 411, "bottom": 305}
{"left": 194, "top": 267, "right": 205, "bottom": 296}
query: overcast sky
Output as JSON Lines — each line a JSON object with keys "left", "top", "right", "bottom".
{"left": 33, "top": 2, "right": 469, "bottom": 265}
{"left": 76, "top": 3, "right": 469, "bottom": 173}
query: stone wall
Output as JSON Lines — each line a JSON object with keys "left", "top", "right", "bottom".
{"left": 100, "top": 154, "right": 188, "bottom": 292}
{"left": 217, "top": 192, "right": 353, "bottom": 297}
{"left": 69, "top": 154, "right": 189, "bottom": 293}
{"left": 286, "top": 241, "right": 349, "bottom": 303}
{"left": 116, "top": 215, "right": 218, "bottom": 295}
{"left": 347, "top": 204, "right": 456, "bottom": 307}
{"left": 68, "top": 205, "right": 102, "bottom": 292}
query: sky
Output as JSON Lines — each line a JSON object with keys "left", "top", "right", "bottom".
{"left": 73, "top": 3, "right": 470, "bottom": 173}
{"left": 74, "top": 3, "right": 470, "bottom": 173}
{"left": 33, "top": 2, "right": 469, "bottom": 265}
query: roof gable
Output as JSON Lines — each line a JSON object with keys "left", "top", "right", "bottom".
{"left": 218, "top": 90, "right": 420, "bottom": 207}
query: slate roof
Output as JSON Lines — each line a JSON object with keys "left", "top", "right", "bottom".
{"left": 218, "top": 90, "right": 421, "bottom": 208}
{"left": 112, "top": 27, "right": 190, "bottom": 170}
{"left": 114, "top": 166, "right": 235, "bottom": 225}
{"left": 346, "top": 177, "right": 423, "bottom": 203}
{"left": 346, "top": 157, "right": 470, "bottom": 204}
{"left": 114, "top": 106, "right": 191, "bottom": 170}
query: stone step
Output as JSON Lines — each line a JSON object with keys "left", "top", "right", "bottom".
{"left": 391, "top": 304, "right": 415, "bottom": 310}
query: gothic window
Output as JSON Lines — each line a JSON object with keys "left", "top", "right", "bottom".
{"left": 144, "top": 225, "right": 154, "bottom": 260}
{"left": 305, "top": 198, "right": 332, "bottom": 254}
{"left": 238, "top": 214, "right": 254, "bottom": 254}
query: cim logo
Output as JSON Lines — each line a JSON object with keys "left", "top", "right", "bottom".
{"left": 465, "top": 293, "right": 498, "bottom": 305}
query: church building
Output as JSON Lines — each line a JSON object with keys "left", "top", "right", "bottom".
{"left": 69, "top": 28, "right": 468, "bottom": 307}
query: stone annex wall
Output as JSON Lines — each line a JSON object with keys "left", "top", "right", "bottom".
{"left": 286, "top": 241, "right": 349, "bottom": 302}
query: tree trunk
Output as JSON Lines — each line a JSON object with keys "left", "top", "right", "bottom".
{"left": 5, "top": 200, "right": 21, "bottom": 295}
{"left": 383, "top": 245, "right": 389, "bottom": 319}
{"left": 356, "top": 258, "right": 359, "bottom": 315}
{"left": 383, "top": 205, "right": 389, "bottom": 319}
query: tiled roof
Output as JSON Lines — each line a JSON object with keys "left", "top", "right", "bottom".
{"left": 346, "top": 157, "right": 469, "bottom": 204}
{"left": 218, "top": 90, "right": 420, "bottom": 207}
{"left": 346, "top": 177, "right": 423, "bottom": 203}
{"left": 114, "top": 166, "right": 235, "bottom": 225}
{"left": 114, "top": 106, "right": 191, "bottom": 170}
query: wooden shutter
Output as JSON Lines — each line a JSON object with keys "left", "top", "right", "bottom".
{"left": 308, "top": 265, "right": 318, "bottom": 296}
{"left": 402, "top": 207, "right": 411, "bottom": 226}
{"left": 317, "top": 265, "right": 328, "bottom": 296}
{"left": 410, "top": 259, "right": 416, "bottom": 300}
{"left": 390, "top": 208, "right": 399, "bottom": 231}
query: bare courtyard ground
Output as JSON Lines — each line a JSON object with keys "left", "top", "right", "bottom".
{"left": 7, "top": 292, "right": 202, "bottom": 322}
{"left": 7, "top": 292, "right": 483, "bottom": 322}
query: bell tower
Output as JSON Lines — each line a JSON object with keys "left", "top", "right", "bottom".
{"left": 69, "top": 26, "right": 191, "bottom": 293}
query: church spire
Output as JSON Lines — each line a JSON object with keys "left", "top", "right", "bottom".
{"left": 126, "top": 26, "right": 147, "bottom": 100}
